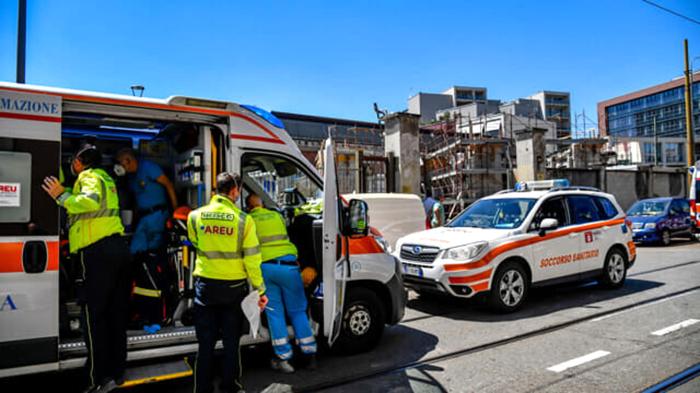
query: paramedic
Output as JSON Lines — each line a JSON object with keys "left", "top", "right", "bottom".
{"left": 246, "top": 193, "right": 317, "bottom": 374}
{"left": 42, "top": 144, "right": 131, "bottom": 393}
{"left": 115, "top": 148, "right": 177, "bottom": 327}
{"left": 187, "top": 172, "right": 268, "bottom": 393}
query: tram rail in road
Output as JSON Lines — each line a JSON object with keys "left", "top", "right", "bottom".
{"left": 297, "top": 284, "right": 700, "bottom": 392}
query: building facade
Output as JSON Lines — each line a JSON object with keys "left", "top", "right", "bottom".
{"left": 597, "top": 72, "right": 700, "bottom": 166}
{"left": 272, "top": 111, "right": 386, "bottom": 193}
{"left": 528, "top": 91, "right": 571, "bottom": 138}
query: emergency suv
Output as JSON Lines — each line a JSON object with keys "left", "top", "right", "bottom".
{"left": 397, "top": 180, "right": 636, "bottom": 312}
{"left": 0, "top": 83, "right": 406, "bottom": 382}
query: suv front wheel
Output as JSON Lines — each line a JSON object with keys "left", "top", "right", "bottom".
{"left": 487, "top": 261, "right": 529, "bottom": 313}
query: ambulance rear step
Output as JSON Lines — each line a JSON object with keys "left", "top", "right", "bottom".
{"left": 119, "top": 358, "right": 192, "bottom": 388}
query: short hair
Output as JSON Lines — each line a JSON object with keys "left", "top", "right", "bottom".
{"left": 245, "top": 193, "right": 260, "bottom": 207}
{"left": 216, "top": 172, "right": 241, "bottom": 194}
{"left": 115, "top": 147, "right": 137, "bottom": 161}
{"left": 75, "top": 143, "right": 102, "bottom": 168}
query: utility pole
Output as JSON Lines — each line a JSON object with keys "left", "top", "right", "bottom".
{"left": 16, "top": 0, "right": 27, "bottom": 83}
{"left": 583, "top": 109, "right": 587, "bottom": 138}
{"left": 684, "top": 39, "right": 695, "bottom": 168}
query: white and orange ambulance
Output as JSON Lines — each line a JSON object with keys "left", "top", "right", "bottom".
{"left": 0, "top": 82, "right": 405, "bottom": 382}
{"left": 689, "top": 163, "right": 700, "bottom": 239}
{"left": 396, "top": 180, "right": 636, "bottom": 312}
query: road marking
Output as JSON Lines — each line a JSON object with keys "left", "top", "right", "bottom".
{"left": 651, "top": 319, "right": 700, "bottom": 336}
{"left": 592, "top": 289, "right": 700, "bottom": 322}
{"left": 547, "top": 350, "right": 611, "bottom": 373}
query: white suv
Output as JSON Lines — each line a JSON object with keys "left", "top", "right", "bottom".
{"left": 396, "top": 183, "right": 636, "bottom": 312}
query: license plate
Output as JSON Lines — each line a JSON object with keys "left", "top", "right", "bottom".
{"left": 402, "top": 264, "right": 423, "bottom": 277}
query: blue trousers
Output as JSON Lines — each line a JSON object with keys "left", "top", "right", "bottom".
{"left": 261, "top": 262, "right": 317, "bottom": 360}
{"left": 130, "top": 210, "right": 168, "bottom": 254}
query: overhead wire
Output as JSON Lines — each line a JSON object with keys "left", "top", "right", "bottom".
{"left": 641, "top": 0, "right": 700, "bottom": 26}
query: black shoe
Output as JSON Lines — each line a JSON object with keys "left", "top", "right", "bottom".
{"left": 95, "top": 379, "right": 118, "bottom": 393}
{"left": 305, "top": 354, "right": 318, "bottom": 370}
{"left": 270, "top": 358, "right": 295, "bottom": 374}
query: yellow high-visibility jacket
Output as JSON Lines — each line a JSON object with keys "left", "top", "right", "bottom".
{"left": 249, "top": 206, "right": 298, "bottom": 262}
{"left": 57, "top": 168, "right": 123, "bottom": 253}
{"left": 187, "top": 195, "right": 265, "bottom": 294}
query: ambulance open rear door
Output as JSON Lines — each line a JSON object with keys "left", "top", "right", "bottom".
{"left": 0, "top": 89, "right": 62, "bottom": 377}
{"left": 321, "top": 137, "right": 347, "bottom": 346}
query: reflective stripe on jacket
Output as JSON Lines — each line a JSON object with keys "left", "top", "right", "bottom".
{"left": 57, "top": 168, "right": 124, "bottom": 253}
{"left": 187, "top": 195, "right": 265, "bottom": 293}
{"left": 249, "top": 206, "right": 298, "bottom": 262}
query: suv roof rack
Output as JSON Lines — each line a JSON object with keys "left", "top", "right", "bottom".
{"left": 548, "top": 186, "right": 601, "bottom": 193}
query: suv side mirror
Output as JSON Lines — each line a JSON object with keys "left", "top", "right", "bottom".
{"left": 345, "top": 199, "right": 369, "bottom": 238}
{"left": 538, "top": 218, "right": 558, "bottom": 236}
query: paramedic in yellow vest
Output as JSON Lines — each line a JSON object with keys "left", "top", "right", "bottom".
{"left": 187, "top": 172, "right": 268, "bottom": 393}
{"left": 246, "top": 193, "right": 318, "bottom": 374}
{"left": 42, "top": 144, "right": 131, "bottom": 393}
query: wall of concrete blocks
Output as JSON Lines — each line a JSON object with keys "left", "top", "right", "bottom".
{"left": 547, "top": 168, "right": 688, "bottom": 210}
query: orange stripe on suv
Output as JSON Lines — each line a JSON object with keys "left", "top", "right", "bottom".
{"left": 444, "top": 218, "right": 626, "bottom": 272}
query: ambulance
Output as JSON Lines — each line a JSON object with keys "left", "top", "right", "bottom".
{"left": 396, "top": 180, "right": 636, "bottom": 312}
{"left": 689, "top": 163, "right": 700, "bottom": 239}
{"left": 0, "top": 82, "right": 406, "bottom": 381}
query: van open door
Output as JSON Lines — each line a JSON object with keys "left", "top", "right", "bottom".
{"left": 321, "top": 137, "right": 347, "bottom": 346}
{"left": 0, "top": 88, "right": 62, "bottom": 376}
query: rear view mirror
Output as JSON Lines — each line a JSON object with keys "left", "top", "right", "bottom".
{"left": 345, "top": 199, "right": 369, "bottom": 238}
{"left": 539, "top": 218, "right": 558, "bottom": 236}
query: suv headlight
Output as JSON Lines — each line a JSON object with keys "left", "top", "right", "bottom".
{"left": 644, "top": 223, "right": 657, "bottom": 229}
{"left": 442, "top": 242, "right": 488, "bottom": 262}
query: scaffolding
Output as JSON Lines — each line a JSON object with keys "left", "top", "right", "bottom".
{"left": 421, "top": 115, "right": 511, "bottom": 215}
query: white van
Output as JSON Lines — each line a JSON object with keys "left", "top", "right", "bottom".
{"left": 341, "top": 193, "right": 427, "bottom": 253}
{"left": 0, "top": 83, "right": 406, "bottom": 382}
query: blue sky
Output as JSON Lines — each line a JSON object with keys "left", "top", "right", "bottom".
{"left": 1, "top": 0, "right": 699, "bottom": 133}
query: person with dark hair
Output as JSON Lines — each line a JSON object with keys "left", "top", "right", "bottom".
{"left": 246, "top": 193, "right": 317, "bottom": 373}
{"left": 115, "top": 148, "right": 177, "bottom": 330}
{"left": 187, "top": 172, "right": 268, "bottom": 393}
{"left": 42, "top": 143, "right": 131, "bottom": 393}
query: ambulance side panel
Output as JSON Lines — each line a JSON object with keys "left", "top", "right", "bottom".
{"left": 0, "top": 90, "right": 61, "bottom": 376}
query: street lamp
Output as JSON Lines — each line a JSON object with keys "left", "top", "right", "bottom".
{"left": 130, "top": 85, "right": 145, "bottom": 97}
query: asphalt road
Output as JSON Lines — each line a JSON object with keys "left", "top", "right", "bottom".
{"left": 3, "top": 239, "right": 699, "bottom": 393}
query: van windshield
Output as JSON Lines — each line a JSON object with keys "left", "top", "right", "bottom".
{"left": 447, "top": 198, "right": 536, "bottom": 229}
{"left": 627, "top": 200, "right": 669, "bottom": 216}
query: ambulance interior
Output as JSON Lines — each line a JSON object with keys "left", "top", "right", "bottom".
{"left": 57, "top": 110, "right": 327, "bottom": 355}
{"left": 58, "top": 111, "right": 227, "bottom": 347}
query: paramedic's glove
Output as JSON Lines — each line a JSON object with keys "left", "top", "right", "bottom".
{"left": 258, "top": 294, "right": 269, "bottom": 311}
{"left": 301, "top": 266, "right": 318, "bottom": 288}
{"left": 42, "top": 176, "right": 66, "bottom": 200}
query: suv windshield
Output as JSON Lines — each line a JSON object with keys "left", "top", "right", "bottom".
{"left": 447, "top": 198, "right": 537, "bottom": 229}
{"left": 627, "top": 200, "right": 669, "bottom": 216}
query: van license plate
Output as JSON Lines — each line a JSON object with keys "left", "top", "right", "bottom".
{"left": 403, "top": 264, "right": 423, "bottom": 277}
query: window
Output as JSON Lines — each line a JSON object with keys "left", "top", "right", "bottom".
{"left": 670, "top": 199, "right": 689, "bottom": 215}
{"left": 447, "top": 198, "right": 536, "bottom": 229}
{"left": 595, "top": 197, "right": 619, "bottom": 219}
{"left": 241, "top": 153, "right": 322, "bottom": 209}
{"left": 530, "top": 197, "right": 569, "bottom": 230}
{"left": 567, "top": 195, "right": 601, "bottom": 224}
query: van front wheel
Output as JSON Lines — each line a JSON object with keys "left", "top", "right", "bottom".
{"left": 335, "top": 287, "right": 385, "bottom": 354}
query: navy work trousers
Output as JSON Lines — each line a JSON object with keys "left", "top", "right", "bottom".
{"left": 193, "top": 278, "right": 247, "bottom": 393}
{"left": 79, "top": 234, "right": 132, "bottom": 389}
